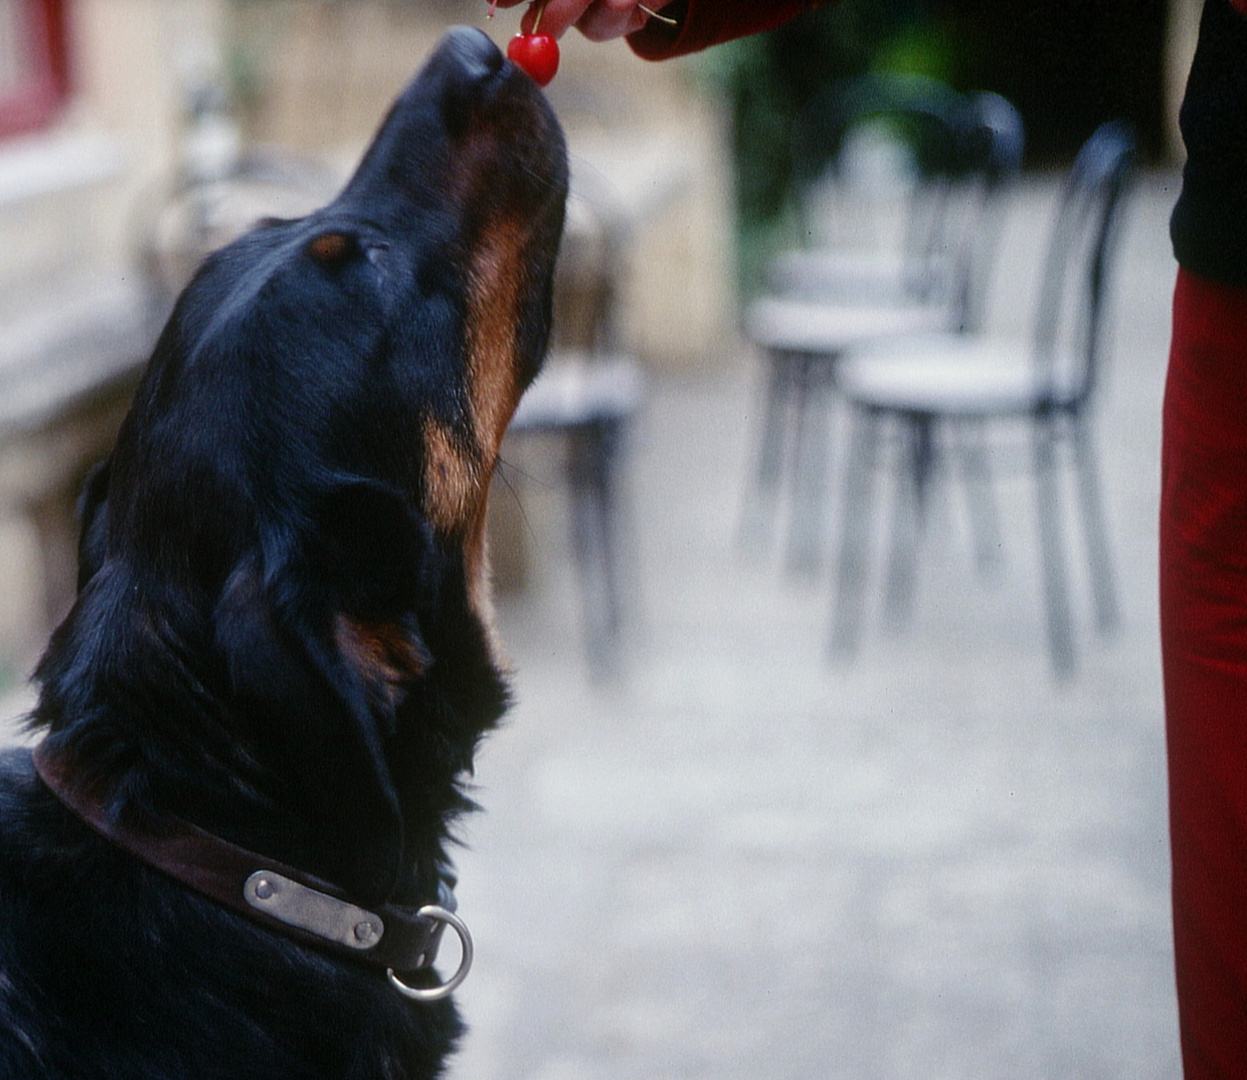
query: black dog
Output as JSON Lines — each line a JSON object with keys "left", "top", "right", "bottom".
{"left": 0, "top": 27, "right": 566, "bottom": 1079}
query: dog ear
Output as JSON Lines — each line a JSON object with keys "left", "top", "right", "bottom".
{"left": 76, "top": 459, "right": 112, "bottom": 591}
{"left": 216, "top": 479, "right": 432, "bottom": 903}
{"left": 307, "top": 480, "right": 435, "bottom": 736}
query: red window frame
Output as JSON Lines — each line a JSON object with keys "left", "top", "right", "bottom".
{"left": 0, "top": 0, "right": 71, "bottom": 138}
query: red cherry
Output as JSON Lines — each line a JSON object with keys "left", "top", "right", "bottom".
{"left": 507, "top": 32, "right": 559, "bottom": 87}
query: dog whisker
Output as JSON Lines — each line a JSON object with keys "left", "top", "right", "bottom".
{"left": 493, "top": 456, "right": 542, "bottom": 547}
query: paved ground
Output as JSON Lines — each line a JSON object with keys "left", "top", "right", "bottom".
{"left": 451, "top": 170, "right": 1181, "bottom": 1080}
{"left": 2, "top": 170, "right": 1181, "bottom": 1078}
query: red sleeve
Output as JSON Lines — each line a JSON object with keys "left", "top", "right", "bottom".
{"left": 1234, "top": 0, "right": 1247, "bottom": 14}
{"left": 627, "top": 0, "right": 831, "bottom": 60}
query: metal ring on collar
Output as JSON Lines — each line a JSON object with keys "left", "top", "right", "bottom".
{"left": 387, "top": 905, "right": 474, "bottom": 1003}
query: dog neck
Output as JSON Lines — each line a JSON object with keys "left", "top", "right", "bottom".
{"left": 30, "top": 739, "right": 471, "bottom": 997}
{"left": 30, "top": 547, "right": 509, "bottom": 906}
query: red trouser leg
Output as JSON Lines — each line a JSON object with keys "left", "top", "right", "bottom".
{"left": 1161, "top": 267, "right": 1247, "bottom": 1078}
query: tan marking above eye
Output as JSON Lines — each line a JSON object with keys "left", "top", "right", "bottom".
{"left": 307, "top": 232, "right": 353, "bottom": 265}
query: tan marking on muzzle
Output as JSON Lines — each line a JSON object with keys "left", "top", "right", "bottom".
{"left": 420, "top": 414, "right": 504, "bottom": 658}
{"left": 464, "top": 215, "right": 530, "bottom": 463}
{"left": 421, "top": 215, "right": 532, "bottom": 644}
{"left": 420, "top": 215, "right": 529, "bottom": 537}
{"left": 422, "top": 417, "right": 485, "bottom": 537}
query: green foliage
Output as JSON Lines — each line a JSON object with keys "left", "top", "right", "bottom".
{"left": 874, "top": 18, "right": 960, "bottom": 84}
{"left": 696, "top": 1, "right": 955, "bottom": 298}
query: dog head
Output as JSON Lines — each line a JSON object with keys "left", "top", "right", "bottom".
{"left": 36, "top": 29, "right": 567, "bottom": 904}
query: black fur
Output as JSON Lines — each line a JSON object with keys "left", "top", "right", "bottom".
{"left": 0, "top": 28, "right": 566, "bottom": 1079}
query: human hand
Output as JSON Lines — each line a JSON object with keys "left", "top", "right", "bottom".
{"left": 489, "top": 0, "right": 670, "bottom": 43}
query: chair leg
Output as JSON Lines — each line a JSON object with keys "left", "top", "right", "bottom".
{"left": 883, "top": 414, "right": 934, "bottom": 632}
{"left": 739, "top": 351, "right": 798, "bottom": 554}
{"left": 954, "top": 418, "right": 1004, "bottom": 578}
{"left": 1032, "top": 421, "right": 1076, "bottom": 678}
{"left": 1070, "top": 415, "right": 1120, "bottom": 635}
{"left": 785, "top": 356, "right": 835, "bottom": 578}
{"left": 568, "top": 420, "right": 625, "bottom": 679}
{"left": 592, "top": 419, "right": 627, "bottom": 646}
{"left": 829, "top": 407, "right": 881, "bottom": 662}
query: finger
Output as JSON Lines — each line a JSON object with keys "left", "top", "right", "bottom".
{"left": 575, "top": 0, "right": 650, "bottom": 42}
{"left": 518, "top": 0, "right": 645, "bottom": 40}
{"left": 519, "top": 0, "right": 592, "bottom": 37}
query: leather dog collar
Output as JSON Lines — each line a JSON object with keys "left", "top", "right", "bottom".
{"left": 31, "top": 740, "right": 472, "bottom": 1002}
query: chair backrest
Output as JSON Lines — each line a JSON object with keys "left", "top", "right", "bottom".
{"left": 135, "top": 149, "right": 338, "bottom": 303}
{"left": 789, "top": 75, "right": 1022, "bottom": 321}
{"left": 1030, "top": 120, "right": 1137, "bottom": 408}
{"left": 953, "top": 91, "right": 1025, "bottom": 331}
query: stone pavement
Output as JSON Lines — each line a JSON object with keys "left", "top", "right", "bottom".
{"left": 1, "top": 170, "right": 1182, "bottom": 1078}
{"left": 450, "top": 170, "right": 1181, "bottom": 1080}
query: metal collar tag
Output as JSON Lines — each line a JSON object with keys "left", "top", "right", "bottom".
{"left": 244, "top": 871, "right": 384, "bottom": 951}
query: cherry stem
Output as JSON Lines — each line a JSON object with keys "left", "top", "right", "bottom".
{"left": 531, "top": 0, "right": 545, "bottom": 34}
{"left": 638, "top": 4, "right": 678, "bottom": 25}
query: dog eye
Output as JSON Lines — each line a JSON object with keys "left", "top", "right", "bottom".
{"left": 306, "top": 232, "right": 358, "bottom": 266}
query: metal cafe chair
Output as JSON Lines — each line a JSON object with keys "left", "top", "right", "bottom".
{"left": 827, "top": 120, "right": 1137, "bottom": 677}
{"left": 740, "top": 75, "right": 1024, "bottom": 575}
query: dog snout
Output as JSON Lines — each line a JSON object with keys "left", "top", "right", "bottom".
{"left": 338, "top": 27, "right": 563, "bottom": 218}
{"left": 439, "top": 24, "right": 505, "bottom": 79}
{"left": 433, "top": 26, "right": 507, "bottom": 134}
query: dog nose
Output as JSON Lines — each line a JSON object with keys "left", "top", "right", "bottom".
{"left": 438, "top": 26, "right": 505, "bottom": 87}
{"left": 429, "top": 27, "right": 506, "bottom": 131}
{"left": 333, "top": 26, "right": 554, "bottom": 215}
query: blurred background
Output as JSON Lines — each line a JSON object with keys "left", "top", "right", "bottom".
{"left": 0, "top": 0, "right": 1197, "bottom": 1076}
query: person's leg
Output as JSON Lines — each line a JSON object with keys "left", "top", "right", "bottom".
{"left": 1161, "top": 266, "right": 1247, "bottom": 1078}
